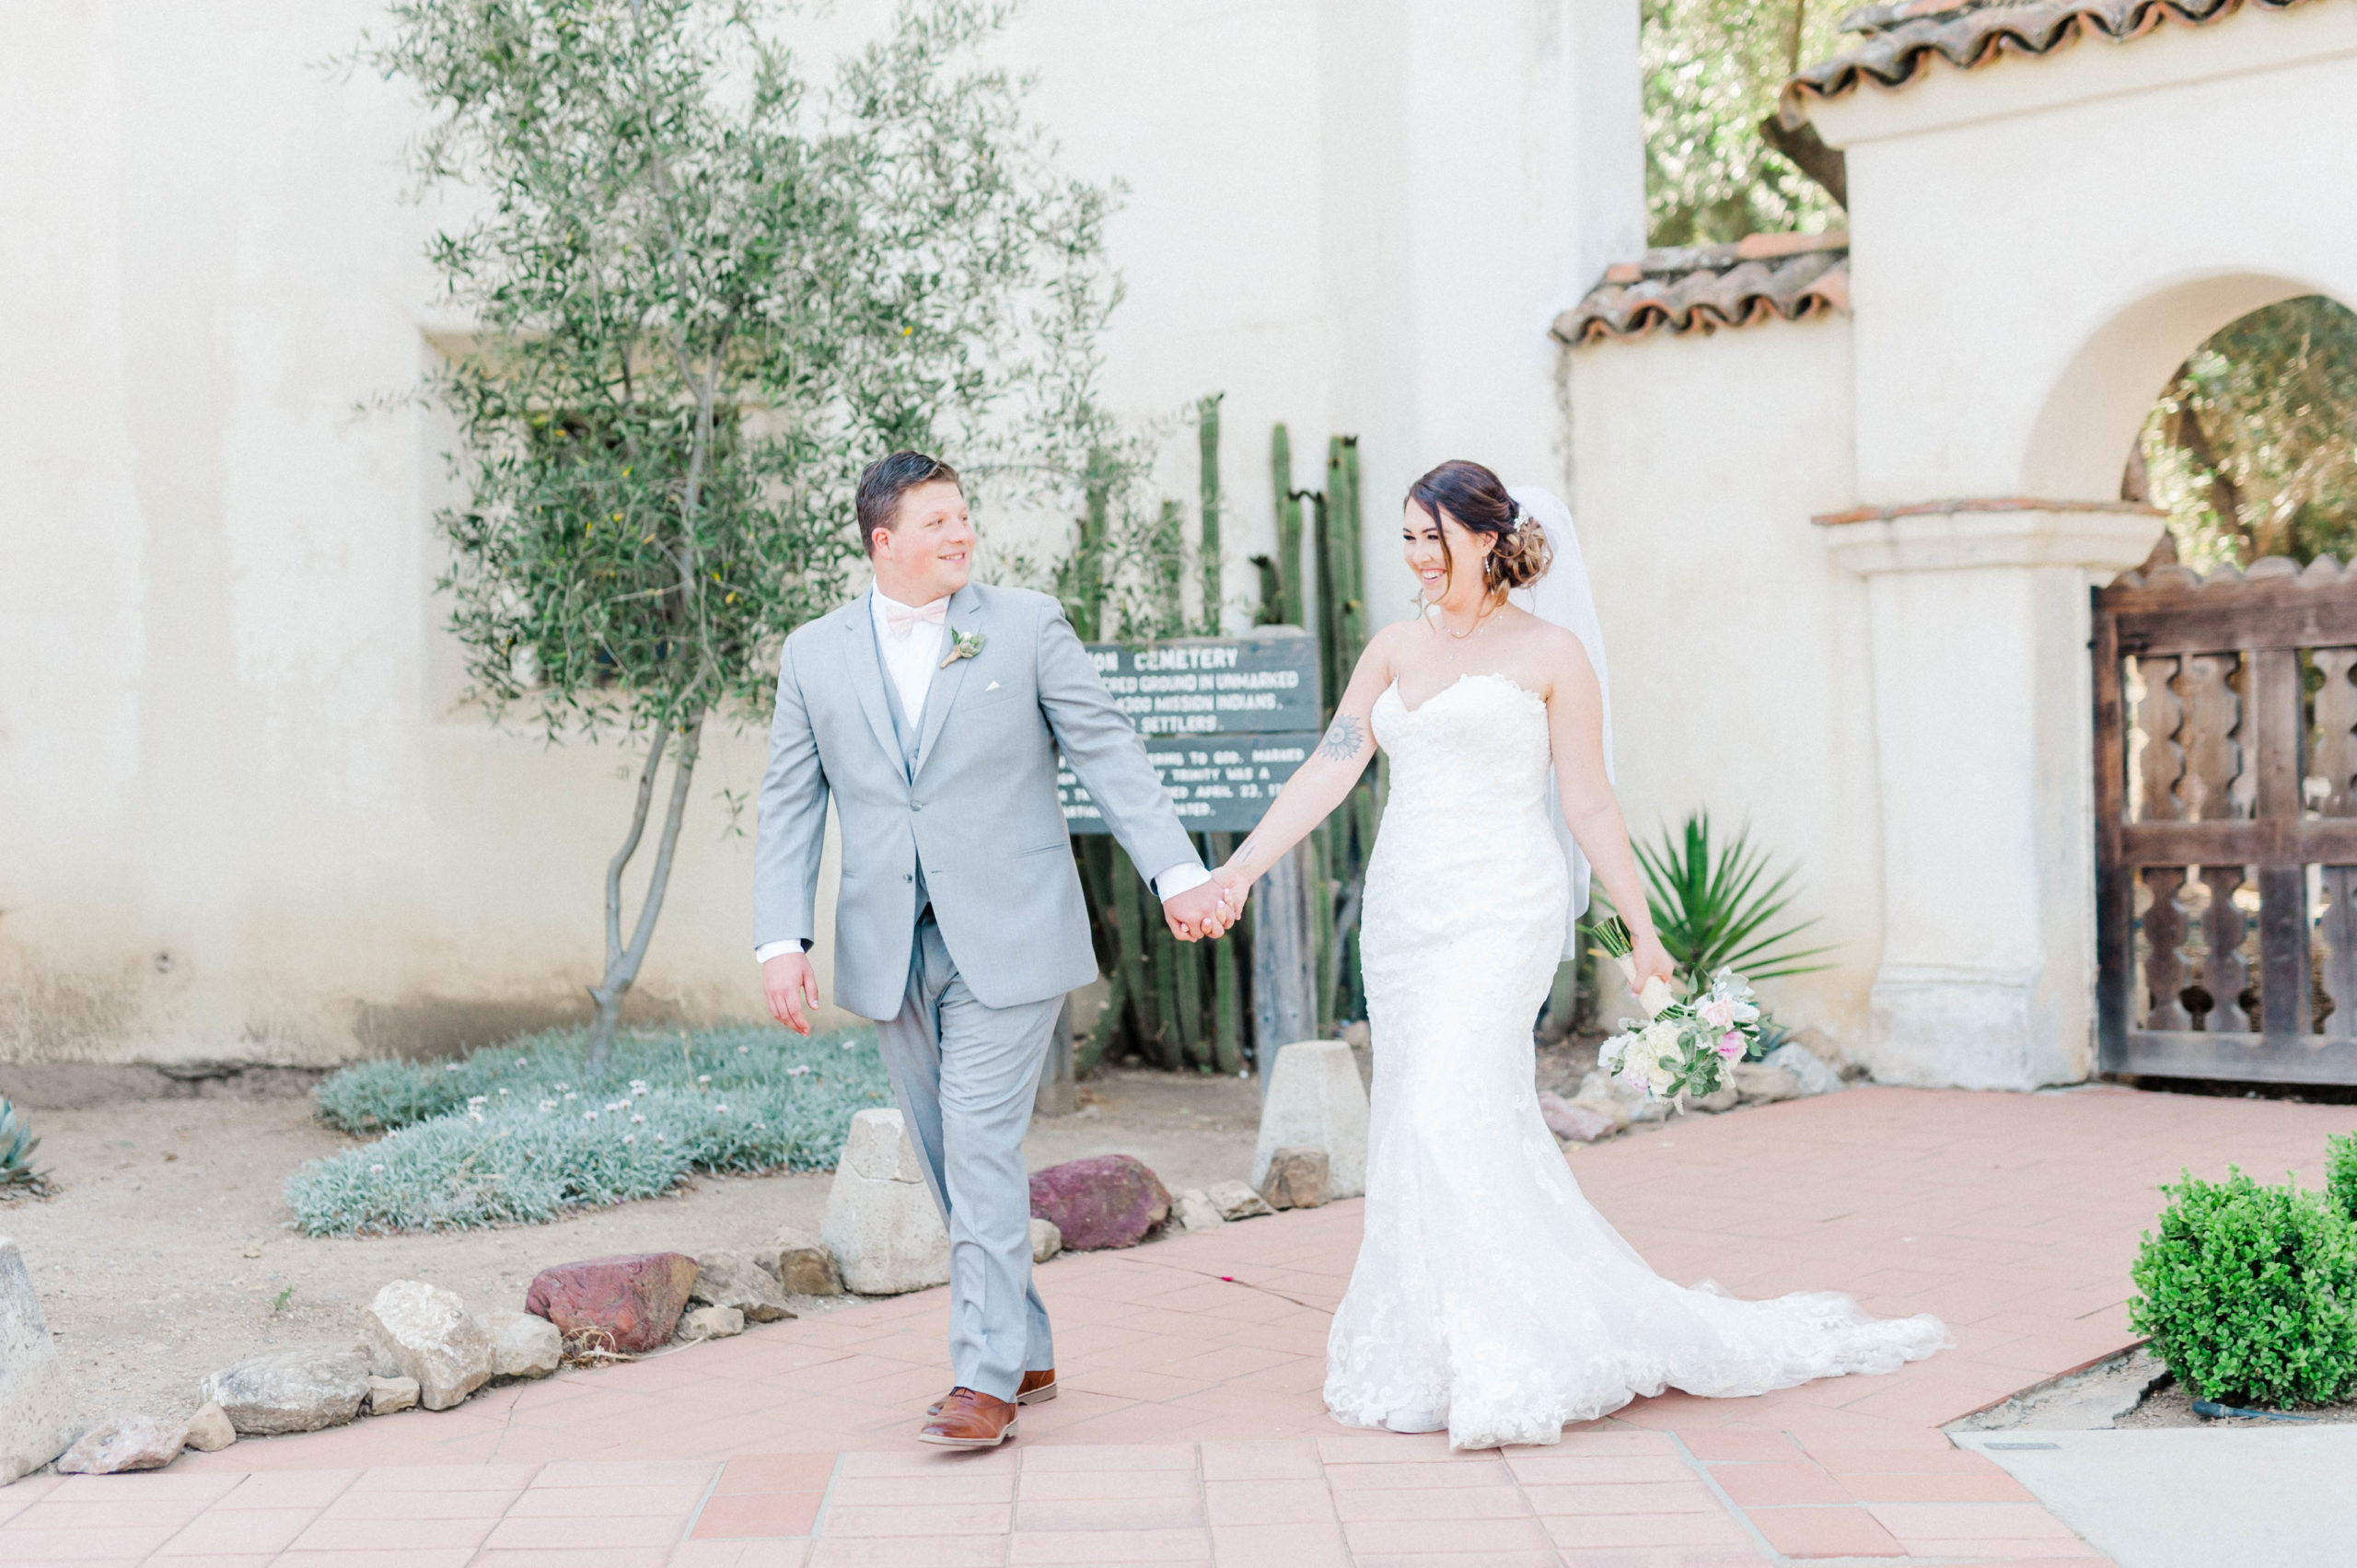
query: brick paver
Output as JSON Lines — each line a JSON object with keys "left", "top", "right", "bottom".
{"left": 5, "top": 1084, "right": 2347, "bottom": 1565}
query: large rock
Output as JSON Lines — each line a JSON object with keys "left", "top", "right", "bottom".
{"left": 183, "top": 1402, "right": 235, "bottom": 1453}
{"left": 1029, "top": 1217, "right": 1062, "bottom": 1263}
{"left": 364, "top": 1281, "right": 493, "bottom": 1411}
{"left": 1204, "top": 1179, "right": 1275, "bottom": 1221}
{"left": 1730, "top": 1063, "right": 1800, "bottom": 1105}
{"left": 0, "top": 1237, "right": 77, "bottom": 1484}
{"left": 1538, "top": 1090, "right": 1623, "bottom": 1144}
{"left": 1250, "top": 1040, "right": 1368, "bottom": 1199}
{"left": 1170, "top": 1189, "right": 1226, "bottom": 1233}
{"left": 55, "top": 1416, "right": 185, "bottom": 1475}
{"left": 1260, "top": 1146, "right": 1329, "bottom": 1210}
{"left": 690, "top": 1251, "right": 794, "bottom": 1324}
{"left": 202, "top": 1350, "right": 370, "bottom": 1435}
{"left": 820, "top": 1109, "right": 950, "bottom": 1295}
{"left": 764, "top": 1227, "right": 843, "bottom": 1296}
{"left": 1763, "top": 1040, "right": 1844, "bottom": 1097}
{"left": 479, "top": 1309, "right": 562, "bottom": 1380}
{"left": 1028, "top": 1155, "right": 1170, "bottom": 1250}
{"left": 526, "top": 1253, "right": 699, "bottom": 1354}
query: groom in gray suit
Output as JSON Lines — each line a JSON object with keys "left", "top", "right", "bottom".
{"left": 754, "top": 451, "right": 1235, "bottom": 1447}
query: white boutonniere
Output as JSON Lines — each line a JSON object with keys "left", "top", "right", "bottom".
{"left": 940, "top": 629, "right": 986, "bottom": 668}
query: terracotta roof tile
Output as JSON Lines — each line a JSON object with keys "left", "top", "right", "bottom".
{"left": 1780, "top": 0, "right": 2318, "bottom": 124}
{"left": 1553, "top": 233, "right": 1850, "bottom": 345}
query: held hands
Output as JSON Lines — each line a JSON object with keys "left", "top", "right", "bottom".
{"left": 1164, "top": 879, "right": 1239, "bottom": 943}
{"left": 761, "top": 950, "right": 822, "bottom": 1036}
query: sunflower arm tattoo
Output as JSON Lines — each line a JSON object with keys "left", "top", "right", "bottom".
{"left": 1318, "top": 714, "right": 1367, "bottom": 763}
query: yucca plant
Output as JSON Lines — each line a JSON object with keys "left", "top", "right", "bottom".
{"left": 1620, "top": 811, "right": 1833, "bottom": 984}
{"left": 0, "top": 1098, "right": 47, "bottom": 1193}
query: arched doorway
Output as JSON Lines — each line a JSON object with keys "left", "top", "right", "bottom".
{"left": 2089, "top": 287, "right": 2357, "bottom": 1086}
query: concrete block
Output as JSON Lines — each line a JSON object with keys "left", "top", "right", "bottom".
{"left": 0, "top": 1237, "right": 78, "bottom": 1484}
{"left": 1250, "top": 1040, "right": 1368, "bottom": 1198}
{"left": 820, "top": 1109, "right": 950, "bottom": 1295}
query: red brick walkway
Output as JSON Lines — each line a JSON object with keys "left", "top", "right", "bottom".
{"left": 2, "top": 1085, "right": 2344, "bottom": 1565}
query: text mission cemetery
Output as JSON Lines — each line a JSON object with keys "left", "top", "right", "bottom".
{"left": 1058, "top": 632, "right": 1320, "bottom": 834}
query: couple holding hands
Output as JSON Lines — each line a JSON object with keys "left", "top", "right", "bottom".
{"left": 752, "top": 450, "right": 1945, "bottom": 1452}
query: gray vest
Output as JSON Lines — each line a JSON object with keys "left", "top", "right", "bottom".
{"left": 875, "top": 621, "right": 933, "bottom": 917}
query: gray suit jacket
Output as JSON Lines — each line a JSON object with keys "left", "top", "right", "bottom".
{"left": 754, "top": 583, "right": 1197, "bottom": 1021}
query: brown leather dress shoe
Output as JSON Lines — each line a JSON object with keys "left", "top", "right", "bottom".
{"left": 928, "top": 1368, "right": 1055, "bottom": 1417}
{"left": 919, "top": 1387, "right": 1020, "bottom": 1448}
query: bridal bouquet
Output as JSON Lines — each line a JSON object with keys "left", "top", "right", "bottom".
{"left": 1587, "top": 917, "right": 1765, "bottom": 1105}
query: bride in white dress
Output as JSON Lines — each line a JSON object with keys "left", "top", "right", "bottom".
{"left": 1211, "top": 459, "right": 1949, "bottom": 1450}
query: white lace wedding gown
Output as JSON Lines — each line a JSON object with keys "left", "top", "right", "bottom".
{"left": 1326, "top": 672, "right": 1951, "bottom": 1450}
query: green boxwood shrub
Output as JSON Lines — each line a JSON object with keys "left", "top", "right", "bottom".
{"left": 2128, "top": 1167, "right": 2357, "bottom": 1407}
{"left": 288, "top": 1024, "right": 889, "bottom": 1235}
{"left": 2329, "top": 1132, "right": 2357, "bottom": 1224}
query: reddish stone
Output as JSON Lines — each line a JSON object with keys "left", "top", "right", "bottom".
{"left": 524, "top": 1253, "right": 698, "bottom": 1353}
{"left": 1028, "top": 1155, "right": 1171, "bottom": 1250}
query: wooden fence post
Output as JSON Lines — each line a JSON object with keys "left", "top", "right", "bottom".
{"left": 1035, "top": 995, "right": 1077, "bottom": 1117}
{"left": 1251, "top": 842, "right": 1318, "bottom": 1092}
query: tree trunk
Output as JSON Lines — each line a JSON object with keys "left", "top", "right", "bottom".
{"left": 587, "top": 713, "right": 705, "bottom": 1064}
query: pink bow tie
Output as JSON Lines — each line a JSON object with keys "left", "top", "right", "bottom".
{"left": 883, "top": 598, "right": 948, "bottom": 640}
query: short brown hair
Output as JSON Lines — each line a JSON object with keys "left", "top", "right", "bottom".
{"left": 855, "top": 451, "right": 961, "bottom": 555}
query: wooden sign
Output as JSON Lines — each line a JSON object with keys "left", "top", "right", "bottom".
{"left": 1060, "top": 629, "right": 1322, "bottom": 833}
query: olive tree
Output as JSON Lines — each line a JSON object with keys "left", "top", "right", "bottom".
{"left": 366, "top": 0, "right": 1117, "bottom": 1055}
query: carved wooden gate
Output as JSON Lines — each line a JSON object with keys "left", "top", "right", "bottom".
{"left": 2095, "top": 553, "right": 2357, "bottom": 1084}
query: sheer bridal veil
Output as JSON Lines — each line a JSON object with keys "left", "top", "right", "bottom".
{"left": 1504, "top": 486, "right": 1612, "bottom": 959}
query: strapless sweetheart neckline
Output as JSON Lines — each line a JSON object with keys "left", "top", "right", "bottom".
{"left": 1381, "top": 669, "right": 1545, "bottom": 719}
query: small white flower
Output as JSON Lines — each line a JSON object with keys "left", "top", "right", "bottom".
{"left": 716, "top": 1104, "right": 730, "bottom": 1113}
{"left": 737, "top": 1045, "right": 749, "bottom": 1054}
{"left": 517, "top": 1057, "right": 530, "bottom": 1067}
{"left": 584, "top": 1110, "right": 598, "bottom": 1121}
{"left": 469, "top": 1110, "right": 484, "bottom": 1122}
{"left": 631, "top": 1114, "right": 646, "bottom": 1124}
{"left": 697, "top": 1074, "right": 711, "bottom": 1085}
{"left": 445, "top": 1063, "right": 462, "bottom": 1073}
{"left": 554, "top": 1082, "right": 569, "bottom": 1091}
{"left": 786, "top": 1064, "right": 810, "bottom": 1077}
{"left": 563, "top": 1092, "right": 577, "bottom": 1101}
{"left": 468, "top": 1095, "right": 487, "bottom": 1107}
{"left": 622, "top": 1133, "right": 636, "bottom": 1144}
{"left": 498, "top": 1086, "right": 509, "bottom": 1096}
{"left": 655, "top": 1133, "right": 668, "bottom": 1144}
{"left": 369, "top": 1164, "right": 386, "bottom": 1174}
{"left": 540, "top": 1099, "right": 557, "bottom": 1111}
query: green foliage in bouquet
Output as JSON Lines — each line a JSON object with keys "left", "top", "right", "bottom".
{"left": 2128, "top": 1167, "right": 2357, "bottom": 1407}
{"left": 0, "top": 1098, "right": 46, "bottom": 1193}
{"left": 1627, "top": 811, "right": 1832, "bottom": 984}
{"left": 2330, "top": 1131, "right": 2357, "bottom": 1224}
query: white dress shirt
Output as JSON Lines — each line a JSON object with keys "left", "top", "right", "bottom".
{"left": 753, "top": 588, "right": 1207, "bottom": 964}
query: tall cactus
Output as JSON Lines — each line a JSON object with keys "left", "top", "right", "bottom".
{"left": 1271, "top": 424, "right": 1303, "bottom": 629}
{"left": 1198, "top": 394, "right": 1224, "bottom": 636}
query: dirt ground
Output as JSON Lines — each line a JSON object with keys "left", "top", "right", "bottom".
{"left": 0, "top": 1064, "right": 1264, "bottom": 1427}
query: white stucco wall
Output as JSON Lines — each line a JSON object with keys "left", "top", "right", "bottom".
{"left": 1810, "top": 0, "right": 2357, "bottom": 504}
{"left": 0, "top": 0, "right": 1641, "bottom": 1063}
{"left": 1567, "top": 315, "right": 1877, "bottom": 1047}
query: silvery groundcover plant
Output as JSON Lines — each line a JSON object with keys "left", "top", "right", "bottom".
{"left": 288, "top": 1026, "right": 888, "bottom": 1234}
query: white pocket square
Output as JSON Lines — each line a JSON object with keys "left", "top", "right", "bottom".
{"left": 984, "top": 680, "right": 1001, "bottom": 691}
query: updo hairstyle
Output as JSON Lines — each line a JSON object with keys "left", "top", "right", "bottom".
{"left": 1404, "top": 459, "right": 1553, "bottom": 596}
